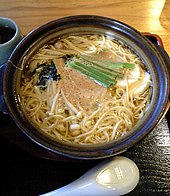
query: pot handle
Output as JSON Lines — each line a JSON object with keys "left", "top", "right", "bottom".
{"left": 143, "top": 33, "right": 169, "bottom": 75}
{"left": 142, "top": 32, "right": 164, "bottom": 47}
{"left": 0, "top": 64, "right": 8, "bottom": 114}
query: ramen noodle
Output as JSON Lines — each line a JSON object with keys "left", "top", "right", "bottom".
{"left": 20, "top": 34, "right": 152, "bottom": 145}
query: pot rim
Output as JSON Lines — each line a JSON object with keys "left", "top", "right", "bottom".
{"left": 3, "top": 15, "right": 170, "bottom": 159}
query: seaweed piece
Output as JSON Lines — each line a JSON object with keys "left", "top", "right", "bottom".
{"left": 33, "top": 61, "right": 60, "bottom": 89}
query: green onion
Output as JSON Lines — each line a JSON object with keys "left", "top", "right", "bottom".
{"left": 80, "top": 56, "right": 124, "bottom": 78}
{"left": 66, "top": 61, "right": 116, "bottom": 87}
{"left": 102, "top": 61, "right": 135, "bottom": 69}
{"left": 64, "top": 55, "right": 135, "bottom": 88}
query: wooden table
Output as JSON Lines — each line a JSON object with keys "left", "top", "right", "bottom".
{"left": 0, "top": 0, "right": 170, "bottom": 195}
{"left": 1, "top": 0, "right": 170, "bottom": 55}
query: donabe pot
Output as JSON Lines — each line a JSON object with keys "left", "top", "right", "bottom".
{"left": 1, "top": 15, "right": 170, "bottom": 159}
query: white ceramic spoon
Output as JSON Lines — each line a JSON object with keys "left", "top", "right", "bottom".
{"left": 40, "top": 156, "right": 140, "bottom": 196}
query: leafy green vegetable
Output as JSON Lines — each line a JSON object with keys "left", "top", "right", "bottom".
{"left": 80, "top": 56, "right": 124, "bottom": 78}
{"left": 66, "top": 60, "right": 116, "bottom": 87}
{"left": 99, "top": 61, "right": 135, "bottom": 69}
{"left": 64, "top": 55, "right": 135, "bottom": 88}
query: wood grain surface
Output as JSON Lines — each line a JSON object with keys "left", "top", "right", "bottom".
{"left": 1, "top": 0, "right": 170, "bottom": 55}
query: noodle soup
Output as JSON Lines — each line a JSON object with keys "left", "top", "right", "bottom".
{"left": 20, "top": 34, "right": 152, "bottom": 145}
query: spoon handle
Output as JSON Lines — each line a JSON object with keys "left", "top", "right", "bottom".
{"left": 40, "top": 177, "right": 95, "bottom": 196}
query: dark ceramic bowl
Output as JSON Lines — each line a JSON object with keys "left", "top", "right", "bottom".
{"left": 1, "top": 15, "right": 170, "bottom": 159}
